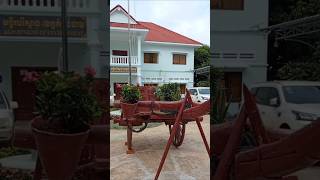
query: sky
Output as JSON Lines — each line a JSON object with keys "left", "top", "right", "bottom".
{"left": 110, "top": 0, "right": 210, "bottom": 46}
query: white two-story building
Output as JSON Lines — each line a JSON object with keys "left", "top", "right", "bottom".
{"left": 0, "top": 0, "right": 108, "bottom": 121}
{"left": 211, "top": 0, "right": 269, "bottom": 114}
{"left": 110, "top": 5, "right": 202, "bottom": 94}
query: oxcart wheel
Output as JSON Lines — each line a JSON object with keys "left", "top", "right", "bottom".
{"left": 168, "top": 123, "right": 186, "bottom": 147}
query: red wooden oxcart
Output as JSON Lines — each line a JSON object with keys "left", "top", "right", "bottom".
{"left": 113, "top": 90, "right": 211, "bottom": 179}
{"left": 212, "top": 85, "right": 320, "bottom": 180}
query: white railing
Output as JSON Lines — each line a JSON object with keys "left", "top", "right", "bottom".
{"left": 111, "top": 56, "right": 139, "bottom": 66}
{"left": 0, "top": 0, "right": 99, "bottom": 13}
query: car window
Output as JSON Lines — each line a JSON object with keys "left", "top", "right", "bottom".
{"left": 283, "top": 86, "right": 320, "bottom": 104}
{"left": 255, "top": 87, "right": 279, "bottom": 106}
{"left": 0, "top": 91, "right": 8, "bottom": 109}
{"left": 189, "top": 89, "right": 197, "bottom": 95}
{"left": 198, "top": 88, "right": 210, "bottom": 95}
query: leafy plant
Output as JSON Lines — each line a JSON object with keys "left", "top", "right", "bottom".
{"left": 35, "top": 69, "right": 102, "bottom": 134}
{"left": 211, "top": 84, "right": 232, "bottom": 124}
{"left": 156, "top": 83, "right": 181, "bottom": 101}
{"left": 121, "top": 85, "right": 141, "bottom": 104}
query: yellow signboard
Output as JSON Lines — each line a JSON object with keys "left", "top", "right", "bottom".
{"left": 0, "top": 15, "right": 86, "bottom": 38}
{"left": 111, "top": 67, "right": 137, "bottom": 73}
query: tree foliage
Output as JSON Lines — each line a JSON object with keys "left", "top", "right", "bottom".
{"left": 278, "top": 62, "right": 320, "bottom": 81}
{"left": 269, "top": 0, "right": 320, "bottom": 80}
{"left": 194, "top": 45, "right": 210, "bottom": 68}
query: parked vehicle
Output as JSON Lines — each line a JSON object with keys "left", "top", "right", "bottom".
{"left": 0, "top": 90, "right": 18, "bottom": 141}
{"left": 250, "top": 81, "right": 320, "bottom": 130}
{"left": 110, "top": 92, "right": 115, "bottom": 107}
{"left": 189, "top": 87, "right": 210, "bottom": 103}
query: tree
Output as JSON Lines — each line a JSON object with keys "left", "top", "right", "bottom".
{"left": 194, "top": 45, "right": 210, "bottom": 86}
{"left": 269, "top": 0, "right": 320, "bottom": 80}
{"left": 194, "top": 45, "right": 210, "bottom": 68}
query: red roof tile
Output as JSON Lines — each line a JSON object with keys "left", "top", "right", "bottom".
{"left": 138, "top": 22, "right": 202, "bottom": 45}
{"left": 110, "top": 5, "right": 202, "bottom": 46}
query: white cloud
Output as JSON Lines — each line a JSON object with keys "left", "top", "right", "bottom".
{"left": 110, "top": 0, "right": 210, "bottom": 45}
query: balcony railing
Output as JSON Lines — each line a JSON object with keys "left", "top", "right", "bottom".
{"left": 111, "top": 56, "right": 139, "bottom": 66}
{"left": 0, "top": 0, "right": 99, "bottom": 13}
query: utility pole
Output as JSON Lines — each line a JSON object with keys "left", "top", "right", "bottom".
{"left": 61, "top": 0, "right": 69, "bottom": 72}
{"left": 128, "top": 0, "right": 132, "bottom": 85}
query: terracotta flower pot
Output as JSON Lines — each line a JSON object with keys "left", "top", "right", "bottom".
{"left": 31, "top": 119, "right": 89, "bottom": 180}
{"left": 121, "top": 102, "right": 137, "bottom": 119}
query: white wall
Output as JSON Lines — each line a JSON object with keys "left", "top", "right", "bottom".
{"left": 110, "top": 10, "right": 137, "bottom": 24}
{"left": 141, "top": 43, "right": 195, "bottom": 88}
{"left": 212, "top": 0, "right": 269, "bottom": 31}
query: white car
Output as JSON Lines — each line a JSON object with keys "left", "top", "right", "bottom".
{"left": 110, "top": 93, "right": 115, "bottom": 107}
{"left": 250, "top": 81, "right": 320, "bottom": 130}
{"left": 188, "top": 87, "right": 210, "bottom": 103}
{"left": 0, "top": 90, "right": 18, "bottom": 141}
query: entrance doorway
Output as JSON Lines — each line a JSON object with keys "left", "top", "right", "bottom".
{"left": 11, "top": 66, "right": 57, "bottom": 121}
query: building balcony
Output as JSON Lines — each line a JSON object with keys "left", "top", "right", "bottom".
{"left": 111, "top": 55, "right": 139, "bottom": 66}
{"left": 0, "top": 0, "right": 100, "bottom": 13}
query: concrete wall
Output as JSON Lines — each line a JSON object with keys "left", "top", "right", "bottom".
{"left": 211, "top": 0, "right": 269, "bottom": 116}
{"left": 212, "top": 0, "right": 269, "bottom": 31}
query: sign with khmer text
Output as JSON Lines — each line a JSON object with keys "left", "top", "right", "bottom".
{"left": 0, "top": 15, "right": 86, "bottom": 38}
{"left": 111, "top": 67, "right": 137, "bottom": 73}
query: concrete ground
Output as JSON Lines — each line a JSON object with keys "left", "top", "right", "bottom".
{"left": 110, "top": 115, "right": 210, "bottom": 180}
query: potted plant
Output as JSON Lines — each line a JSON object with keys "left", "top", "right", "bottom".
{"left": 31, "top": 67, "right": 102, "bottom": 180}
{"left": 155, "top": 83, "right": 181, "bottom": 114}
{"left": 120, "top": 84, "right": 141, "bottom": 119}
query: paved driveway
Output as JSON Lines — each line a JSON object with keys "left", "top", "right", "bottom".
{"left": 110, "top": 115, "right": 210, "bottom": 180}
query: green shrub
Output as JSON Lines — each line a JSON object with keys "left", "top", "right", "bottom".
{"left": 35, "top": 70, "right": 102, "bottom": 133}
{"left": 156, "top": 83, "right": 181, "bottom": 101}
{"left": 121, "top": 85, "right": 141, "bottom": 104}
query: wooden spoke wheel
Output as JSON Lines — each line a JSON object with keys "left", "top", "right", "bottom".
{"left": 168, "top": 123, "right": 186, "bottom": 147}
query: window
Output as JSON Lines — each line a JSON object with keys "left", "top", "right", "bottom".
{"left": 282, "top": 86, "right": 320, "bottom": 104}
{"left": 173, "top": 54, "right": 186, "bottom": 65}
{"left": 255, "top": 87, "right": 280, "bottom": 106}
{"left": 189, "top": 89, "right": 198, "bottom": 95}
{"left": 144, "top": 53, "right": 158, "bottom": 64}
{"left": 112, "top": 50, "right": 128, "bottom": 56}
{"left": 212, "top": 0, "right": 244, "bottom": 10}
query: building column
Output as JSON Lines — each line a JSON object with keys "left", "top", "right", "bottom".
{"left": 137, "top": 35, "right": 142, "bottom": 85}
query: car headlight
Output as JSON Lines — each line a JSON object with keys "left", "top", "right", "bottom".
{"left": 292, "top": 111, "right": 319, "bottom": 121}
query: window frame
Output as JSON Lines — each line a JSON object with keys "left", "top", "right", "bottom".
{"left": 144, "top": 52, "right": 159, "bottom": 64}
{"left": 172, "top": 53, "right": 187, "bottom": 65}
